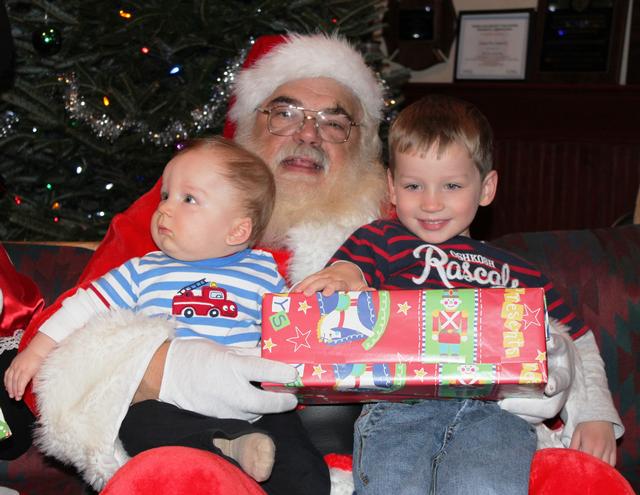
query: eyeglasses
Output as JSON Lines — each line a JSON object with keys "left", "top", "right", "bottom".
{"left": 256, "top": 105, "right": 360, "bottom": 143}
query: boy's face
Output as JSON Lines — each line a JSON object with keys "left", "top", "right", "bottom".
{"left": 388, "top": 143, "right": 497, "bottom": 244}
{"left": 151, "top": 148, "right": 251, "bottom": 261}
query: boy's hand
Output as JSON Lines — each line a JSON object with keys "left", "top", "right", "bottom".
{"left": 293, "top": 261, "right": 370, "bottom": 296}
{"left": 4, "top": 348, "right": 44, "bottom": 401}
{"left": 569, "top": 421, "right": 617, "bottom": 466}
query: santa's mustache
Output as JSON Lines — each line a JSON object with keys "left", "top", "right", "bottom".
{"left": 270, "top": 144, "right": 329, "bottom": 172}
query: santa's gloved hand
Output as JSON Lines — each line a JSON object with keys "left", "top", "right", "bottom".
{"left": 499, "top": 330, "right": 575, "bottom": 424}
{"left": 544, "top": 329, "right": 574, "bottom": 396}
{"left": 159, "top": 338, "right": 299, "bottom": 422}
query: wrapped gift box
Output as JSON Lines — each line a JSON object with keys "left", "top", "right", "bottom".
{"left": 261, "top": 288, "right": 548, "bottom": 403}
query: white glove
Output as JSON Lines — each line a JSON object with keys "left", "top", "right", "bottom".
{"left": 159, "top": 338, "right": 299, "bottom": 422}
{"left": 543, "top": 327, "right": 574, "bottom": 396}
{"left": 499, "top": 324, "right": 575, "bottom": 424}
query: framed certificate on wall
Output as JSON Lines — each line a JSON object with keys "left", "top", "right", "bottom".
{"left": 454, "top": 10, "right": 534, "bottom": 81}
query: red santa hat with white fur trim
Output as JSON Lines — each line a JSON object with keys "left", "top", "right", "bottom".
{"left": 225, "top": 33, "right": 384, "bottom": 136}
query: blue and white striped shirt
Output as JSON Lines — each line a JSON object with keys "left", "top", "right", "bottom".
{"left": 90, "top": 249, "right": 286, "bottom": 348}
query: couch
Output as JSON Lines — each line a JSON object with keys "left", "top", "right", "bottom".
{"left": 1, "top": 224, "right": 638, "bottom": 494}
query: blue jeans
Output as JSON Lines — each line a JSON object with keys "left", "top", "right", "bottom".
{"left": 353, "top": 399, "right": 536, "bottom": 495}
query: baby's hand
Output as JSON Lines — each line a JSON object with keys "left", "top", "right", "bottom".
{"left": 4, "top": 348, "right": 45, "bottom": 401}
{"left": 293, "top": 261, "right": 370, "bottom": 296}
{"left": 569, "top": 420, "right": 617, "bottom": 466}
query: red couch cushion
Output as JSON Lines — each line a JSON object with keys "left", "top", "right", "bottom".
{"left": 530, "top": 448, "right": 635, "bottom": 494}
{"left": 100, "top": 446, "right": 265, "bottom": 495}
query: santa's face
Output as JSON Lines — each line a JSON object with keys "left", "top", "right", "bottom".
{"left": 234, "top": 77, "right": 386, "bottom": 249}
{"left": 247, "top": 77, "right": 363, "bottom": 201}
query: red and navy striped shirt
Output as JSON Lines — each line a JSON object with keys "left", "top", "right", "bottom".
{"left": 329, "top": 219, "right": 588, "bottom": 339}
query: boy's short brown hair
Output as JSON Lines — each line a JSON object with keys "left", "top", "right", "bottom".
{"left": 176, "top": 136, "right": 275, "bottom": 245}
{"left": 389, "top": 95, "right": 494, "bottom": 178}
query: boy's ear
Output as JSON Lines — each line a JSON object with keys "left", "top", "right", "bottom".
{"left": 226, "top": 217, "right": 253, "bottom": 246}
{"left": 387, "top": 169, "right": 397, "bottom": 206}
{"left": 479, "top": 170, "right": 498, "bottom": 207}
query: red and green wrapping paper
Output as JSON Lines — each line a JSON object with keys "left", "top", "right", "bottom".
{"left": 261, "top": 288, "right": 548, "bottom": 403}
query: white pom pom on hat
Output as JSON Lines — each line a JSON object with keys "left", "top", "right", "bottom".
{"left": 228, "top": 33, "right": 384, "bottom": 126}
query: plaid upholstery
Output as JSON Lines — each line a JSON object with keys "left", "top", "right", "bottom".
{"left": 2, "top": 243, "right": 93, "bottom": 495}
{"left": 493, "top": 225, "right": 640, "bottom": 490}
{"left": 4, "top": 243, "right": 93, "bottom": 307}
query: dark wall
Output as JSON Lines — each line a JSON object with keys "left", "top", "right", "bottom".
{"left": 0, "top": 0, "right": 15, "bottom": 90}
{"left": 403, "top": 82, "right": 640, "bottom": 239}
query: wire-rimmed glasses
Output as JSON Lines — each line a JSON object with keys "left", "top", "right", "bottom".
{"left": 256, "top": 105, "right": 359, "bottom": 143}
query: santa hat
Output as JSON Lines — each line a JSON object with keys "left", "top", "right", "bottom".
{"left": 225, "top": 33, "right": 384, "bottom": 137}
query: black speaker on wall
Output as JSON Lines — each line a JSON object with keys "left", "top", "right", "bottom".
{"left": 383, "top": 0, "right": 457, "bottom": 70}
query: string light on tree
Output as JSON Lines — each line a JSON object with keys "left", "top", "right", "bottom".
{"left": 60, "top": 45, "right": 249, "bottom": 147}
{"left": 0, "top": 111, "right": 19, "bottom": 138}
{"left": 32, "top": 26, "right": 62, "bottom": 55}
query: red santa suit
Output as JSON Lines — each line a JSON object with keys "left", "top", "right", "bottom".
{"left": 21, "top": 34, "right": 384, "bottom": 490}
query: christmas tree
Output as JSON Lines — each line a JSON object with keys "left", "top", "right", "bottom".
{"left": 0, "top": 0, "right": 408, "bottom": 241}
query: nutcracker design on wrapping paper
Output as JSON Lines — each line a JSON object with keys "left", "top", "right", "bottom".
{"left": 431, "top": 289, "right": 468, "bottom": 361}
{"left": 438, "top": 363, "right": 496, "bottom": 398}
{"left": 261, "top": 288, "right": 549, "bottom": 403}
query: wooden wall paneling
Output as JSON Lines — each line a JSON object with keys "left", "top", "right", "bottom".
{"left": 403, "top": 83, "right": 640, "bottom": 239}
{"left": 626, "top": 0, "right": 640, "bottom": 84}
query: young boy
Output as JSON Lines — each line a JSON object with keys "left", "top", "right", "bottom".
{"left": 4, "top": 136, "right": 293, "bottom": 483}
{"left": 297, "top": 95, "right": 623, "bottom": 494}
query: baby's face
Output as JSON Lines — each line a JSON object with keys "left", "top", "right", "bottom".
{"left": 388, "top": 143, "right": 497, "bottom": 245}
{"left": 151, "top": 148, "right": 248, "bottom": 261}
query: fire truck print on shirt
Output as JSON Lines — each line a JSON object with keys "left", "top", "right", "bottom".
{"left": 172, "top": 278, "right": 238, "bottom": 319}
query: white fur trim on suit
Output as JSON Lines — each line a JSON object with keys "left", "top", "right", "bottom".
{"left": 229, "top": 33, "right": 384, "bottom": 124}
{"left": 33, "top": 309, "right": 173, "bottom": 490}
{"left": 286, "top": 213, "right": 378, "bottom": 285}
{"left": 329, "top": 465, "right": 356, "bottom": 495}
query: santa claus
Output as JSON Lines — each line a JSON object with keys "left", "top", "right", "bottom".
{"left": 17, "top": 33, "right": 387, "bottom": 493}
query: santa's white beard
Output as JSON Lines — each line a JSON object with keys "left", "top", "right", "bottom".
{"left": 270, "top": 157, "right": 386, "bottom": 283}
{"left": 235, "top": 125, "right": 387, "bottom": 282}
{"left": 265, "top": 149, "right": 385, "bottom": 238}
